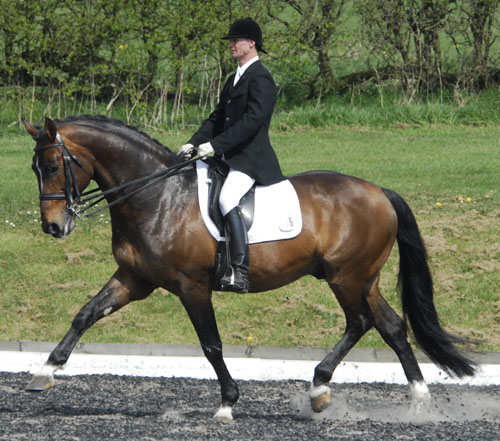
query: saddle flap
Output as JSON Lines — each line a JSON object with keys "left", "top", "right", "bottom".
{"left": 205, "top": 157, "right": 255, "bottom": 235}
{"left": 196, "top": 160, "right": 302, "bottom": 245}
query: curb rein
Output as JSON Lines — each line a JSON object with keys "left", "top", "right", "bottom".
{"left": 33, "top": 131, "right": 197, "bottom": 220}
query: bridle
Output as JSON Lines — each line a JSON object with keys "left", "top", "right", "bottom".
{"left": 33, "top": 130, "right": 197, "bottom": 220}
{"left": 34, "top": 132, "right": 91, "bottom": 216}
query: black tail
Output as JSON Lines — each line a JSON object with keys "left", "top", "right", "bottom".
{"left": 381, "top": 187, "right": 476, "bottom": 378}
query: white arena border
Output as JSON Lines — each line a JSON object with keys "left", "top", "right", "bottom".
{"left": 1, "top": 342, "right": 500, "bottom": 385}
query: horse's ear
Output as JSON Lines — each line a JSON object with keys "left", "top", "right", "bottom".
{"left": 23, "top": 118, "right": 39, "bottom": 139}
{"left": 44, "top": 117, "right": 58, "bottom": 142}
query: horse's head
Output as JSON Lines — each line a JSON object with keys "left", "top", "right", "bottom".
{"left": 24, "top": 117, "right": 94, "bottom": 238}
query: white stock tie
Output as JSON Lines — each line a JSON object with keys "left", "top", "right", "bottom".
{"left": 233, "top": 67, "right": 243, "bottom": 86}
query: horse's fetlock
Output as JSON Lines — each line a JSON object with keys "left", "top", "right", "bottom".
{"left": 48, "top": 352, "right": 68, "bottom": 367}
{"left": 313, "top": 365, "right": 332, "bottom": 385}
{"left": 223, "top": 384, "right": 239, "bottom": 407}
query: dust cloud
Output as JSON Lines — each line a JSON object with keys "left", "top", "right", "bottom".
{"left": 291, "top": 384, "right": 500, "bottom": 423}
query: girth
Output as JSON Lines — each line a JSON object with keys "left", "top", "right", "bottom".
{"left": 205, "top": 157, "right": 255, "bottom": 236}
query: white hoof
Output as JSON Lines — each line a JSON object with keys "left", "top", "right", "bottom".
{"left": 309, "top": 384, "right": 332, "bottom": 413}
{"left": 214, "top": 405, "right": 233, "bottom": 422}
{"left": 409, "top": 381, "right": 431, "bottom": 413}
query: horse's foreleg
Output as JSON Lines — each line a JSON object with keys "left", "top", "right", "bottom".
{"left": 367, "top": 291, "right": 430, "bottom": 411}
{"left": 180, "top": 289, "right": 239, "bottom": 422}
{"left": 25, "top": 269, "right": 154, "bottom": 392}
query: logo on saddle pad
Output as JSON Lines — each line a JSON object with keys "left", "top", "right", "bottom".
{"left": 196, "top": 159, "right": 302, "bottom": 244}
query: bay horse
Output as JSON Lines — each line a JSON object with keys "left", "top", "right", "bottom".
{"left": 23, "top": 115, "right": 475, "bottom": 421}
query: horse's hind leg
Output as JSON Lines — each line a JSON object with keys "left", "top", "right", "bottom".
{"left": 366, "top": 280, "right": 430, "bottom": 410}
{"left": 310, "top": 283, "right": 374, "bottom": 412}
{"left": 25, "top": 269, "right": 154, "bottom": 391}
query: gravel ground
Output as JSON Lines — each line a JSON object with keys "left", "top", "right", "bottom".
{"left": 1, "top": 372, "right": 500, "bottom": 440}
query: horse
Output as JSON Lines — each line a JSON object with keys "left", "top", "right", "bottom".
{"left": 23, "top": 115, "right": 475, "bottom": 421}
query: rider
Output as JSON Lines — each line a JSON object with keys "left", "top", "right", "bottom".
{"left": 179, "top": 17, "right": 285, "bottom": 293}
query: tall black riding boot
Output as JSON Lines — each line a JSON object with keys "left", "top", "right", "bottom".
{"left": 220, "top": 207, "right": 249, "bottom": 293}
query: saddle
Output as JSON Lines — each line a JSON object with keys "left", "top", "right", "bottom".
{"left": 195, "top": 158, "right": 303, "bottom": 291}
{"left": 205, "top": 157, "right": 255, "bottom": 237}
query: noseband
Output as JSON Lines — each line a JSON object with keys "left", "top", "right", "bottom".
{"left": 33, "top": 132, "right": 91, "bottom": 217}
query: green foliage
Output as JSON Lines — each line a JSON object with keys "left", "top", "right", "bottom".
{"left": 272, "top": 86, "right": 500, "bottom": 128}
{"left": 1, "top": 0, "right": 500, "bottom": 125}
{"left": 2, "top": 84, "right": 500, "bottom": 136}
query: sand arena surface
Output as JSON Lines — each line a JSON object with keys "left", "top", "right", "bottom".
{"left": 1, "top": 372, "right": 500, "bottom": 440}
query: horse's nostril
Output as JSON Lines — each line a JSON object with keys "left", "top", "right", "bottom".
{"left": 47, "top": 223, "right": 62, "bottom": 237}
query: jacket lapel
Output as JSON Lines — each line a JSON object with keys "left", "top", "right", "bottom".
{"left": 229, "top": 61, "right": 261, "bottom": 96}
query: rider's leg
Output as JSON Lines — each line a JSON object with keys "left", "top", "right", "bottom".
{"left": 219, "top": 168, "right": 255, "bottom": 293}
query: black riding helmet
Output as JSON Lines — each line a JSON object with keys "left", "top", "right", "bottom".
{"left": 222, "top": 17, "right": 267, "bottom": 54}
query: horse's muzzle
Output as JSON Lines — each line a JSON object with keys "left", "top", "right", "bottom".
{"left": 42, "top": 212, "right": 76, "bottom": 238}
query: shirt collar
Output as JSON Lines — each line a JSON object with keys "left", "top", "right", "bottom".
{"left": 237, "top": 56, "right": 259, "bottom": 76}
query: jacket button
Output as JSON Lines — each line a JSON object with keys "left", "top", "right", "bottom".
{"left": 227, "top": 99, "right": 231, "bottom": 104}
{"left": 225, "top": 117, "right": 230, "bottom": 121}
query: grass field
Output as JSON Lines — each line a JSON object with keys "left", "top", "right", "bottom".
{"left": 1, "top": 124, "right": 499, "bottom": 352}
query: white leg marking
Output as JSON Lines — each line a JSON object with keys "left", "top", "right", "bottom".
{"left": 103, "top": 307, "right": 113, "bottom": 316}
{"left": 214, "top": 405, "right": 233, "bottom": 422}
{"left": 409, "top": 380, "right": 431, "bottom": 412}
{"left": 309, "top": 384, "right": 330, "bottom": 399}
{"left": 37, "top": 362, "right": 62, "bottom": 377}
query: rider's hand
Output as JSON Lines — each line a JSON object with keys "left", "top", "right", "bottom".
{"left": 198, "top": 142, "right": 214, "bottom": 159}
{"left": 178, "top": 143, "right": 195, "bottom": 158}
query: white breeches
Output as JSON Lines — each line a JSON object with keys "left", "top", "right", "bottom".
{"left": 219, "top": 168, "right": 255, "bottom": 216}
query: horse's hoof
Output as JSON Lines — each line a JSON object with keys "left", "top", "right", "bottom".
{"left": 25, "top": 374, "right": 55, "bottom": 392}
{"left": 409, "top": 380, "right": 431, "bottom": 414}
{"left": 214, "top": 405, "right": 234, "bottom": 423}
{"left": 310, "top": 384, "right": 331, "bottom": 413}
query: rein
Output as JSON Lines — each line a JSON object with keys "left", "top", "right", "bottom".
{"left": 34, "top": 131, "right": 197, "bottom": 220}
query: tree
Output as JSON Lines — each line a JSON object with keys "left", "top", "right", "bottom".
{"left": 407, "top": 0, "right": 449, "bottom": 91}
{"left": 356, "top": 0, "right": 452, "bottom": 95}
{"left": 446, "top": 0, "right": 500, "bottom": 90}
{"left": 267, "top": 0, "right": 347, "bottom": 98}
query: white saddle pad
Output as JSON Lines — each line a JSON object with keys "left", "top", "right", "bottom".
{"left": 196, "top": 160, "right": 302, "bottom": 244}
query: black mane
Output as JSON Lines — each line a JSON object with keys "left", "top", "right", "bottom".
{"left": 55, "top": 114, "right": 174, "bottom": 154}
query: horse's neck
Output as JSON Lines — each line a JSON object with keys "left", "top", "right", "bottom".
{"left": 81, "top": 130, "right": 178, "bottom": 191}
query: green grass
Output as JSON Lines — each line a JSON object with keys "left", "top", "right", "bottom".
{"left": 1, "top": 125, "right": 499, "bottom": 352}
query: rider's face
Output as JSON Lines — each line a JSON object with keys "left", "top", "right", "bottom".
{"left": 228, "top": 38, "right": 255, "bottom": 65}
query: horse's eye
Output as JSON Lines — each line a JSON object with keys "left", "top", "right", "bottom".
{"left": 46, "top": 164, "right": 60, "bottom": 175}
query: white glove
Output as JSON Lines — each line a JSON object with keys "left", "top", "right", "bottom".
{"left": 178, "top": 143, "right": 195, "bottom": 157}
{"left": 198, "top": 141, "right": 214, "bottom": 158}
